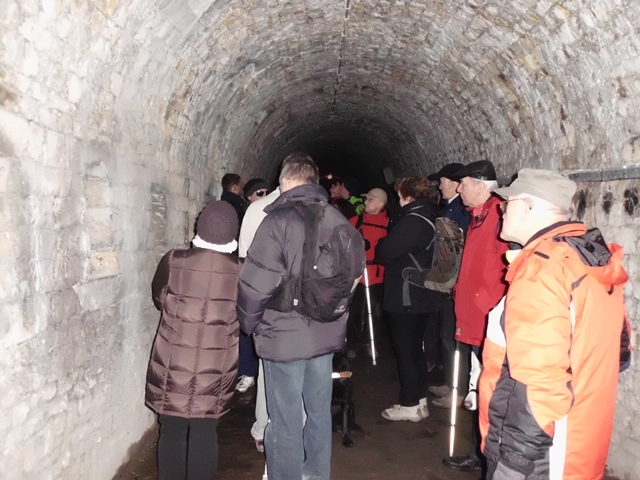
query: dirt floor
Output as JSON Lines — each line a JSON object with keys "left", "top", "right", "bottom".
{"left": 114, "top": 326, "right": 484, "bottom": 480}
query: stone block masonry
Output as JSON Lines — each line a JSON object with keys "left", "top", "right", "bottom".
{"left": 1, "top": 0, "right": 640, "bottom": 478}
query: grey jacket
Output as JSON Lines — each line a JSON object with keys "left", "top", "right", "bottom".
{"left": 236, "top": 183, "right": 349, "bottom": 362}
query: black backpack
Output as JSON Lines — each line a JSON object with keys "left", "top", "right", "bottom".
{"left": 268, "top": 203, "right": 366, "bottom": 322}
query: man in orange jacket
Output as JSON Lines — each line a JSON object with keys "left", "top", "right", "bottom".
{"left": 480, "top": 169, "right": 631, "bottom": 480}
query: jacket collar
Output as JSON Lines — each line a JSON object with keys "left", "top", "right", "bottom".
{"left": 221, "top": 190, "right": 246, "bottom": 208}
{"left": 524, "top": 221, "right": 585, "bottom": 248}
{"left": 505, "top": 221, "right": 587, "bottom": 280}
{"left": 468, "top": 194, "right": 500, "bottom": 215}
{"left": 399, "top": 197, "right": 435, "bottom": 216}
{"left": 265, "top": 183, "right": 329, "bottom": 212}
{"left": 192, "top": 235, "right": 238, "bottom": 253}
{"left": 364, "top": 210, "right": 388, "bottom": 220}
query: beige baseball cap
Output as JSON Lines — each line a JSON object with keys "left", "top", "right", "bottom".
{"left": 494, "top": 168, "right": 577, "bottom": 209}
{"left": 363, "top": 188, "right": 388, "bottom": 205}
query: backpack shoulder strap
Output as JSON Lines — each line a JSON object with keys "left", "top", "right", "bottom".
{"left": 297, "top": 203, "right": 322, "bottom": 273}
{"left": 404, "top": 212, "right": 438, "bottom": 272}
{"left": 355, "top": 214, "right": 364, "bottom": 231}
{"left": 407, "top": 212, "right": 436, "bottom": 230}
{"left": 406, "top": 212, "right": 437, "bottom": 248}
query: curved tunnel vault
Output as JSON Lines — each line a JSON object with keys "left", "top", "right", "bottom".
{"left": 1, "top": 0, "right": 640, "bottom": 478}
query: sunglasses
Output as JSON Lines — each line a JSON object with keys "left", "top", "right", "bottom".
{"left": 255, "top": 190, "right": 268, "bottom": 197}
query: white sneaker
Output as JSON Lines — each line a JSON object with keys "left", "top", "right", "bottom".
{"left": 235, "top": 375, "right": 255, "bottom": 393}
{"left": 381, "top": 404, "right": 423, "bottom": 422}
{"left": 418, "top": 397, "right": 430, "bottom": 419}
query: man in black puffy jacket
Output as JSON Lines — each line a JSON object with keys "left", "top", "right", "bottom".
{"left": 237, "top": 152, "right": 363, "bottom": 480}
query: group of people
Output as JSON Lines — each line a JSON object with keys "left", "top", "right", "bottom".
{"left": 143, "top": 152, "right": 631, "bottom": 480}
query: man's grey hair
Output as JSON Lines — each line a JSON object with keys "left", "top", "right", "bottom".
{"left": 472, "top": 178, "right": 498, "bottom": 192}
{"left": 279, "top": 152, "right": 319, "bottom": 185}
{"left": 519, "top": 193, "right": 572, "bottom": 220}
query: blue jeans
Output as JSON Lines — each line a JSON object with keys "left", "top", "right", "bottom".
{"left": 264, "top": 354, "right": 333, "bottom": 480}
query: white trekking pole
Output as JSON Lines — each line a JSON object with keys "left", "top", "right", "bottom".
{"left": 363, "top": 266, "right": 377, "bottom": 366}
{"left": 449, "top": 342, "right": 460, "bottom": 457}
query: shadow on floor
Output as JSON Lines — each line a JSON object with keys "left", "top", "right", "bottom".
{"left": 113, "top": 328, "right": 622, "bottom": 480}
{"left": 114, "top": 328, "right": 480, "bottom": 480}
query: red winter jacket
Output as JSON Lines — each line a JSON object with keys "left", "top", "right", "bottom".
{"left": 350, "top": 211, "right": 388, "bottom": 285}
{"left": 453, "top": 196, "right": 509, "bottom": 346}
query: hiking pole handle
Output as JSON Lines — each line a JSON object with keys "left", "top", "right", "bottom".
{"left": 363, "top": 267, "right": 377, "bottom": 366}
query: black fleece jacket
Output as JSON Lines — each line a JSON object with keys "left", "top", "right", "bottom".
{"left": 375, "top": 198, "right": 443, "bottom": 313}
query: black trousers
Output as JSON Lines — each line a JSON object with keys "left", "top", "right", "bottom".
{"left": 423, "top": 313, "right": 440, "bottom": 368}
{"left": 387, "top": 311, "right": 438, "bottom": 407}
{"left": 238, "top": 332, "right": 258, "bottom": 377}
{"left": 346, "top": 283, "right": 383, "bottom": 351}
{"left": 157, "top": 414, "right": 220, "bottom": 480}
{"left": 440, "top": 297, "right": 470, "bottom": 395}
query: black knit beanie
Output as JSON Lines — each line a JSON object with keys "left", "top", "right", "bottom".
{"left": 196, "top": 201, "right": 239, "bottom": 245}
{"left": 243, "top": 178, "right": 269, "bottom": 198}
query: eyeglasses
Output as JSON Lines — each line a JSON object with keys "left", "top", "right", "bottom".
{"left": 255, "top": 190, "right": 268, "bottom": 197}
{"left": 499, "top": 198, "right": 527, "bottom": 213}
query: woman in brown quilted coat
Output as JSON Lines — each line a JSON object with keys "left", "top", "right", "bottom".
{"left": 145, "top": 201, "right": 240, "bottom": 480}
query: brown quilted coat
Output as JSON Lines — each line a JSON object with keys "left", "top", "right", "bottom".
{"left": 145, "top": 247, "right": 240, "bottom": 419}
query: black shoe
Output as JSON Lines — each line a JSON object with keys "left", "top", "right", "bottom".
{"left": 442, "top": 455, "right": 482, "bottom": 471}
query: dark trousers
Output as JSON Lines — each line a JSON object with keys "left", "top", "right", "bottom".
{"left": 238, "top": 332, "right": 258, "bottom": 377}
{"left": 440, "top": 297, "right": 470, "bottom": 395}
{"left": 423, "top": 314, "right": 440, "bottom": 368}
{"left": 387, "top": 311, "right": 438, "bottom": 407}
{"left": 347, "top": 283, "right": 383, "bottom": 351}
{"left": 157, "top": 415, "right": 220, "bottom": 480}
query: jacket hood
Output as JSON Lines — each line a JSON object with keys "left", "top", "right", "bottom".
{"left": 588, "top": 243, "right": 628, "bottom": 286}
{"left": 265, "top": 183, "right": 328, "bottom": 212}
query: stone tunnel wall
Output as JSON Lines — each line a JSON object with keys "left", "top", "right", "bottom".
{"left": 575, "top": 179, "right": 640, "bottom": 477}
{"left": 0, "top": 1, "right": 213, "bottom": 477}
{"left": 1, "top": 0, "right": 640, "bottom": 478}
